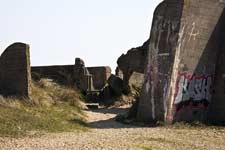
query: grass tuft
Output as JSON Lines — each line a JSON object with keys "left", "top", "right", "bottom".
{"left": 0, "top": 79, "right": 88, "bottom": 137}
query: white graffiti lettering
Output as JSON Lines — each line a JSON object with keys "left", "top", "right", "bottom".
{"left": 174, "top": 74, "right": 212, "bottom": 104}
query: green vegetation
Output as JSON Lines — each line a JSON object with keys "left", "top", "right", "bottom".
{"left": 0, "top": 79, "right": 88, "bottom": 137}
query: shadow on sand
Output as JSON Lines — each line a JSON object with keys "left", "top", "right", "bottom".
{"left": 86, "top": 107, "right": 149, "bottom": 129}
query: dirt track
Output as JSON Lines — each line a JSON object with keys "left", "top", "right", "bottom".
{"left": 0, "top": 106, "right": 225, "bottom": 150}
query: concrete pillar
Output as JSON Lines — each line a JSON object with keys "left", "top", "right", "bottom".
{"left": 137, "top": 0, "right": 225, "bottom": 123}
{"left": 137, "top": 0, "right": 183, "bottom": 122}
{"left": 0, "top": 42, "right": 32, "bottom": 98}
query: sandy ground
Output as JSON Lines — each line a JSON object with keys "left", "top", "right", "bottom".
{"left": 0, "top": 106, "right": 225, "bottom": 150}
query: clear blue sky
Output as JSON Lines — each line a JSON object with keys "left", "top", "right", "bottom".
{"left": 0, "top": 0, "right": 161, "bottom": 72}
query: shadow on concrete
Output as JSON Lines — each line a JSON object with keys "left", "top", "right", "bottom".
{"left": 193, "top": 8, "right": 225, "bottom": 124}
{"left": 206, "top": 8, "right": 225, "bottom": 125}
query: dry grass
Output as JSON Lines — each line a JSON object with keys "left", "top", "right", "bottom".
{"left": 30, "top": 79, "right": 86, "bottom": 107}
{"left": 0, "top": 79, "right": 88, "bottom": 137}
{"left": 135, "top": 123, "right": 225, "bottom": 150}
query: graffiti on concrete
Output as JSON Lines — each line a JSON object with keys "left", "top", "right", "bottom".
{"left": 174, "top": 72, "right": 213, "bottom": 110}
{"left": 147, "top": 16, "right": 180, "bottom": 120}
{"left": 188, "top": 22, "right": 199, "bottom": 41}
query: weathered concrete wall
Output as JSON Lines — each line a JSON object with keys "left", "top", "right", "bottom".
{"left": 167, "top": 0, "right": 225, "bottom": 123}
{"left": 117, "top": 40, "right": 148, "bottom": 92}
{"left": 32, "top": 63, "right": 111, "bottom": 91}
{"left": 209, "top": 51, "right": 225, "bottom": 124}
{"left": 87, "top": 66, "right": 111, "bottom": 90}
{"left": 137, "top": 0, "right": 225, "bottom": 124}
{"left": 128, "top": 72, "right": 144, "bottom": 90}
{"left": 208, "top": 8, "right": 225, "bottom": 124}
{"left": 117, "top": 39, "right": 149, "bottom": 74}
{"left": 137, "top": 0, "right": 183, "bottom": 122}
{"left": 31, "top": 65, "right": 74, "bottom": 86}
{"left": 74, "top": 58, "right": 95, "bottom": 92}
{"left": 0, "top": 43, "right": 32, "bottom": 98}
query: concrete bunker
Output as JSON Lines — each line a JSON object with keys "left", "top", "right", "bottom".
{"left": 137, "top": 0, "right": 225, "bottom": 124}
{"left": 31, "top": 58, "right": 112, "bottom": 93}
{"left": 0, "top": 42, "right": 32, "bottom": 98}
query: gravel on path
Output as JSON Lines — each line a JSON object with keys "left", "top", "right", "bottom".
{"left": 0, "top": 106, "right": 225, "bottom": 150}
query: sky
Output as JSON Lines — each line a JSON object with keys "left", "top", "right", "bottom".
{"left": 0, "top": 0, "right": 162, "bottom": 72}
